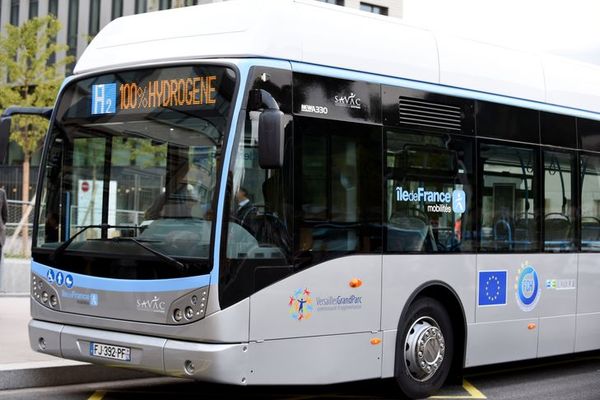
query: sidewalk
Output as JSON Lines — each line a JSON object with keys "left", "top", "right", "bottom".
{"left": 0, "top": 296, "right": 73, "bottom": 365}
{"left": 0, "top": 257, "right": 30, "bottom": 295}
{"left": 0, "top": 264, "right": 157, "bottom": 389}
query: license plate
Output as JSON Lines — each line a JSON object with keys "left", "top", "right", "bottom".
{"left": 90, "top": 342, "right": 131, "bottom": 362}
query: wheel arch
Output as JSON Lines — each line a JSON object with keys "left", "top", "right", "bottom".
{"left": 394, "top": 281, "right": 467, "bottom": 384}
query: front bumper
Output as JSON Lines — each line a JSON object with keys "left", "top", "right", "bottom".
{"left": 29, "top": 319, "right": 248, "bottom": 384}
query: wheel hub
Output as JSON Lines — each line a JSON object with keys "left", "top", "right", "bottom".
{"left": 404, "top": 316, "right": 445, "bottom": 382}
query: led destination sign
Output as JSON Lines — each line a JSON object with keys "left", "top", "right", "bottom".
{"left": 119, "top": 75, "right": 217, "bottom": 110}
{"left": 63, "top": 65, "right": 235, "bottom": 131}
{"left": 92, "top": 75, "right": 218, "bottom": 115}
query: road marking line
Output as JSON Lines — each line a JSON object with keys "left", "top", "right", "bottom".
{"left": 463, "top": 379, "right": 487, "bottom": 399}
{"left": 429, "top": 379, "right": 486, "bottom": 399}
{"left": 88, "top": 390, "right": 106, "bottom": 400}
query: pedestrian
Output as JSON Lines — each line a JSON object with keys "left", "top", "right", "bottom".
{"left": 0, "top": 186, "right": 7, "bottom": 264}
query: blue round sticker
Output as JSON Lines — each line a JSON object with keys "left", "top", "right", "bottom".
{"left": 55, "top": 272, "right": 64, "bottom": 286}
{"left": 516, "top": 265, "right": 540, "bottom": 311}
{"left": 65, "top": 274, "right": 74, "bottom": 288}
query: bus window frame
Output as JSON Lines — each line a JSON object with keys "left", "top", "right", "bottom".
{"left": 477, "top": 139, "right": 542, "bottom": 254}
{"left": 384, "top": 128, "right": 477, "bottom": 255}
{"left": 541, "top": 146, "right": 578, "bottom": 253}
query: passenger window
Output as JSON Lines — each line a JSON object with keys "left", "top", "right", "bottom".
{"left": 480, "top": 144, "right": 540, "bottom": 252}
{"left": 543, "top": 150, "right": 575, "bottom": 251}
{"left": 385, "top": 130, "right": 475, "bottom": 253}
{"left": 296, "top": 118, "right": 382, "bottom": 266}
{"left": 581, "top": 154, "right": 600, "bottom": 251}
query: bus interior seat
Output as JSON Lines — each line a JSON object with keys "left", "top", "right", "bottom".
{"left": 544, "top": 213, "right": 571, "bottom": 241}
{"left": 256, "top": 174, "right": 291, "bottom": 253}
{"left": 262, "top": 174, "right": 281, "bottom": 215}
{"left": 514, "top": 214, "right": 537, "bottom": 249}
{"left": 493, "top": 218, "right": 512, "bottom": 250}
{"left": 581, "top": 216, "right": 600, "bottom": 247}
{"left": 387, "top": 216, "right": 430, "bottom": 252}
{"left": 311, "top": 224, "right": 359, "bottom": 252}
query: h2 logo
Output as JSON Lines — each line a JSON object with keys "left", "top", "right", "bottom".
{"left": 92, "top": 83, "right": 117, "bottom": 115}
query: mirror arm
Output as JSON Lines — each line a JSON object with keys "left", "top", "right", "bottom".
{"left": 249, "top": 89, "right": 280, "bottom": 111}
{"left": 0, "top": 106, "right": 54, "bottom": 164}
{"left": 258, "top": 89, "right": 279, "bottom": 111}
{"left": 1, "top": 106, "right": 53, "bottom": 120}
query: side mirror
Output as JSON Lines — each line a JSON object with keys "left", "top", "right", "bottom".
{"left": 258, "top": 109, "right": 286, "bottom": 169}
{"left": 251, "top": 89, "right": 287, "bottom": 169}
{"left": 0, "top": 106, "right": 53, "bottom": 165}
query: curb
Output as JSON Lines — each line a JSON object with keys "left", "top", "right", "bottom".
{"left": 0, "top": 361, "right": 158, "bottom": 390}
{"left": 0, "top": 292, "right": 29, "bottom": 297}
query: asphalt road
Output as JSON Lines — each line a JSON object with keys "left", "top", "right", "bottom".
{"left": 1, "top": 352, "right": 599, "bottom": 400}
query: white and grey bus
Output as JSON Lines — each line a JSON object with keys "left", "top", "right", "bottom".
{"left": 2, "top": 1, "right": 600, "bottom": 398}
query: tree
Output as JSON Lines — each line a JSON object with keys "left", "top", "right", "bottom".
{"left": 0, "top": 16, "right": 73, "bottom": 255}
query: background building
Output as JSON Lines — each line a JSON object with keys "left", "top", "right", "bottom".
{"left": 319, "top": 0, "right": 401, "bottom": 18}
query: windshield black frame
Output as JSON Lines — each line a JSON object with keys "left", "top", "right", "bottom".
{"left": 32, "top": 62, "right": 240, "bottom": 279}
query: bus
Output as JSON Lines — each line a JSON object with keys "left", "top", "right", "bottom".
{"left": 2, "top": 1, "right": 600, "bottom": 398}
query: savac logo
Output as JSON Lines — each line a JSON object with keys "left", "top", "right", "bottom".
{"left": 136, "top": 296, "right": 166, "bottom": 313}
{"left": 334, "top": 92, "right": 361, "bottom": 109}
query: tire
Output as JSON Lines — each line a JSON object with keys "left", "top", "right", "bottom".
{"left": 394, "top": 297, "right": 454, "bottom": 399}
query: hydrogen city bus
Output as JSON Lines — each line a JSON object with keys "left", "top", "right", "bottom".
{"left": 1, "top": 1, "right": 600, "bottom": 398}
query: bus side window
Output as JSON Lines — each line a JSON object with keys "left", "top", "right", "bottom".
{"left": 295, "top": 119, "right": 382, "bottom": 267}
{"left": 543, "top": 150, "right": 576, "bottom": 252}
{"left": 581, "top": 154, "right": 600, "bottom": 251}
{"left": 385, "top": 129, "right": 475, "bottom": 254}
{"left": 479, "top": 144, "right": 540, "bottom": 252}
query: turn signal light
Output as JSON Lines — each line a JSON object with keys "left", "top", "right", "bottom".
{"left": 370, "top": 338, "right": 381, "bottom": 345}
{"left": 349, "top": 278, "right": 362, "bottom": 288}
{"left": 528, "top": 323, "right": 536, "bottom": 330}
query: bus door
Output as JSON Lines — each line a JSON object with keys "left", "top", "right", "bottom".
{"left": 243, "top": 73, "right": 383, "bottom": 343}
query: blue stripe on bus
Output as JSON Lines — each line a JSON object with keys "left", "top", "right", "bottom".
{"left": 210, "top": 62, "right": 249, "bottom": 283}
{"left": 290, "top": 61, "right": 600, "bottom": 121}
{"left": 31, "top": 261, "right": 210, "bottom": 292}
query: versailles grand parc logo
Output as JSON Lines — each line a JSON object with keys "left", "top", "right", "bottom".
{"left": 288, "top": 288, "right": 314, "bottom": 321}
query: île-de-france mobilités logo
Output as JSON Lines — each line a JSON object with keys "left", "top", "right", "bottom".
{"left": 288, "top": 288, "right": 314, "bottom": 321}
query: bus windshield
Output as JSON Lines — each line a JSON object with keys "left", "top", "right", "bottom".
{"left": 33, "top": 65, "right": 237, "bottom": 279}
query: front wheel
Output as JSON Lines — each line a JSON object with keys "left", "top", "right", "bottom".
{"left": 395, "top": 297, "right": 454, "bottom": 399}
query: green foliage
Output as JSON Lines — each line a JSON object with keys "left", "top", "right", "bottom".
{"left": 0, "top": 15, "right": 73, "bottom": 157}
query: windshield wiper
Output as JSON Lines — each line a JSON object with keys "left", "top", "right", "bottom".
{"left": 107, "top": 237, "right": 186, "bottom": 272}
{"left": 51, "top": 224, "right": 140, "bottom": 261}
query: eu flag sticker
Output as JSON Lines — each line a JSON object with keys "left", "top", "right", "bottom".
{"left": 478, "top": 270, "right": 507, "bottom": 306}
{"left": 91, "top": 83, "right": 117, "bottom": 115}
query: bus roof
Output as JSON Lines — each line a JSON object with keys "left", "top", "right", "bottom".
{"left": 75, "top": 0, "right": 600, "bottom": 114}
